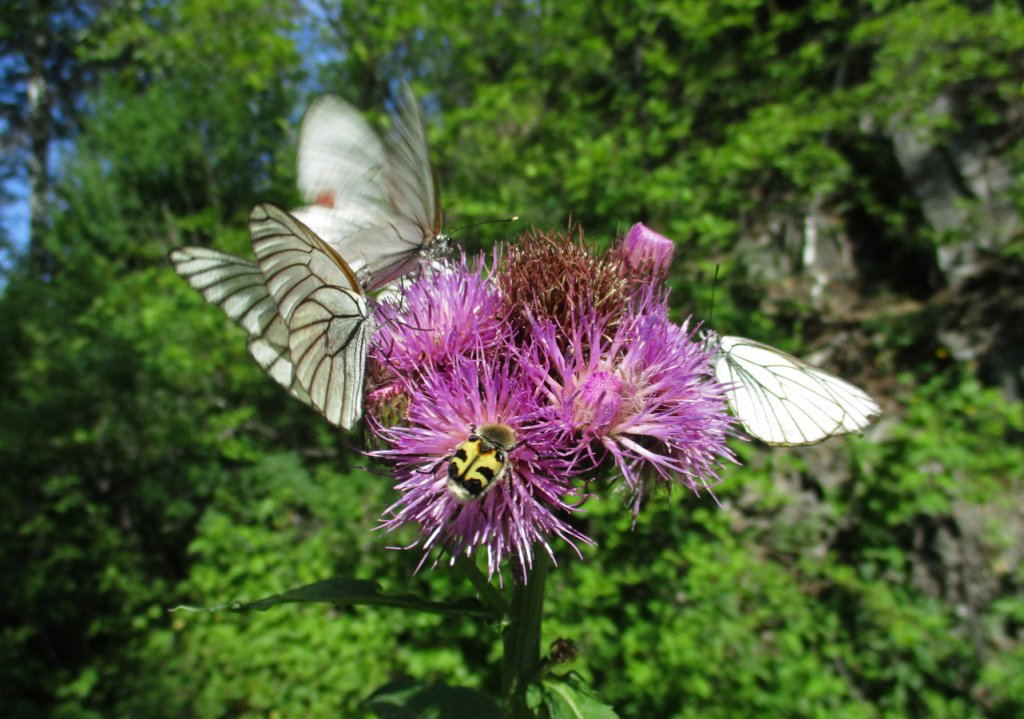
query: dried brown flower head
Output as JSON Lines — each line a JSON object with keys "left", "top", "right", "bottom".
{"left": 496, "top": 226, "right": 629, "bottom": 343}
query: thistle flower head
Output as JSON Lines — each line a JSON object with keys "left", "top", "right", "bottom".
{"left": 364, "top": 222, "right": 739, "bottom": 580}
{"left": 532, "top": 305, "right": 737, "bottom": 515}
{"left": 371, "top": 255, "right": 506, "bottom": 374}
{"left": 496, "top": 227, "right": 629, "bottom": 344}
{"left": 369, "top": 354, "right": 591, "bottom": 581}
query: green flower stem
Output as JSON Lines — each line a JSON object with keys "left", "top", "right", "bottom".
{"left": 456, "top": 555, "right": 509, "bottom": 615}
{"left": 502, "top": 554, "right": 550, "bottom": 718}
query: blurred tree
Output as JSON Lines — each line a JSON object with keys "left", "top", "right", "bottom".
{"left": 0, "top": 0, "right": 306, "bottom": 714}
{"left": 0, "top": 0, "right": 107, "bottom": 271}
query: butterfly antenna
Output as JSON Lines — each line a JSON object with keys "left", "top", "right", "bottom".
{"left": 449, "top": 215, "right": 519, "bottom": 237}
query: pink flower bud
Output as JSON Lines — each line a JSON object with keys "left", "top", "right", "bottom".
{"left": 622, "top": 223, "right": 675, "bottom": 276}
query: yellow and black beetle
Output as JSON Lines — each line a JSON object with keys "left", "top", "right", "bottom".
{"left": 447, "top": 423, "right": 520, "bottom": 501}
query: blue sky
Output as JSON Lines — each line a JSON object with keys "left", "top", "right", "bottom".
{"left": 2, "top": 178, "right": 29, "bottom": 268}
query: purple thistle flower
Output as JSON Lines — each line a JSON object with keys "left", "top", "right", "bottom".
{"left": 365, "top": 225, "right": 738, "bottom": 579}
{"left": 371, "top": 255, "right": 506, "bottom": 375}
{"left": 530, "top": 304, "right": 737, "bottom": 516}
{"left": 368, "top": 353, "right": 591, "bottom": 582}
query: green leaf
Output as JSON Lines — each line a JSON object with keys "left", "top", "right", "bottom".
{"left": 363, "top": 677, "right": 500, "bottom": 719}
{"left": 170, "top": 576, "right": 499, "bottom": 619}
{"left": 535, "top": 673, "right": 619, "bottom": 719}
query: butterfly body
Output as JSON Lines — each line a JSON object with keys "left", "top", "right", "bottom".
{"left": 447, "top": 423, "right": 518, "bottom": 501}
{"left": 711, "top": 334, "right": 881, "bottom": 446}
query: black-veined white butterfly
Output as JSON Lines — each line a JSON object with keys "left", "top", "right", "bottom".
{"left": 168, "top": 204, "right": 371, "bottom": 430}
{"left": 291, "top": 83, "right": 448, "bottom": 293}
{"left": 709, "top": 333, "right": 881, "bottom": 446}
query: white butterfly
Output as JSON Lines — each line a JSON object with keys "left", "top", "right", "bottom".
{"left": 168, "top": 204, "right": 371, "bottom": 430}
{"left": 291, "top": 84, "right": 448, "bottom": 293}
{"left": 709, "top": 334, "right": 881, "bottom": 446}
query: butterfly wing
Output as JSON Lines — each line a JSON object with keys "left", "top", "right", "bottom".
{"left": 249, "top": 203, "right": 370, "bottom": 429}
{"left": 168, "top": 246, "right": 308, "bottom": 403}
{"left": 294, "top": 93, "right": 390, "bottom": 286}
{"left": 714, "top": 335, "right": 881, "bottom": 446}
{"left": 168, "top": 246, "right": 277, "bottom": 335}
{"left": 245, "top": 314, "right": 310, "bottom": 404}
{"left": 387, "top": 83, "right": 439, "bottom": 241}
{"left": 289, "top": 202, "right": 384, "bottom": 283}
{"left": 297, "top": 94, "right": 388, "bottom": 212}
{"left": 287, "top": 286, "right": 370, "bottom": 429}
{"left": 366, "top": 82, "right": 446, "bottom": 286}
{"left": 296, "top": 86, "right": 445, "bottom": 292}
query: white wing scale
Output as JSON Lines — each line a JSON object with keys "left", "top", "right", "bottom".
{"left": 713, "top": 335, "right": 881, "bottom": 446}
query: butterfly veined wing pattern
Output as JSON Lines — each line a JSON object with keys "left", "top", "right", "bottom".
{"left": 167, "top": 246, "right": 310, "bottom": 405}
{"left": 249, "top": 203, "right": 371, "bottom": 430}
{"left": 292, "top": 83, "right": 447, "bottom": 293}
{"left": 381, "top": 84, "right": 446, "bottom": 272}
{"left": 712, "top": 335, "right": 881, "bottom": 446}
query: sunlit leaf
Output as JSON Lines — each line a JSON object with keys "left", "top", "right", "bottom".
{"left": 532, "top": 673, "right": 619, "bottom": 719}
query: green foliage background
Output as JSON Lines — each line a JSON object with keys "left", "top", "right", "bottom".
{"left": 2, "top": 0, "right": 1023, "bottom": 716}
